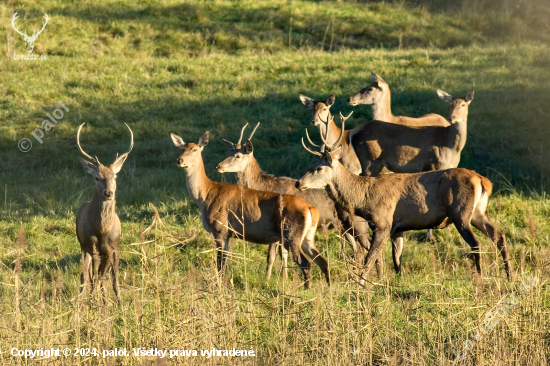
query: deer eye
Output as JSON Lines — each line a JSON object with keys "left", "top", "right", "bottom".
{"left": 236, "top": 154, "right": 241, "bottom": 159}
{"left": 316, "top": 167, "right": 322, "bottom": 172}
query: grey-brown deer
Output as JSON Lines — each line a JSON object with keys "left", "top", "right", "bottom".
{"left": 347, "top": 72, "right": 450, "bottom": 127}
{"left": 215, "top": 122, "right": 381, "bottom": 275}
{"left": 170, "top": 131, "right": 330, "bottom": 289}
{"left": 76, "top": 123, "right": 133, "bottom": 302}
{"left": 296, "top": 118, "right": 514, "bottom": 282}
{"left": 348, "top": 89, "right": 474, "bottom": 241}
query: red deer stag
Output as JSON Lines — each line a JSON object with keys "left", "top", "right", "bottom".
{"left": 215, "top": 122, "right": 381, "bottom": 276}
{"left": 76, "top": 123, "right": 133, "bottom": 302}
{"left": 296, "top": 119, "right": 514, "bottom": 282}
{"left": 347, "top": 72, "right": 450, "bottom": 127}
{"left": 170, "top": 131, "right": 330, "bottom": 289}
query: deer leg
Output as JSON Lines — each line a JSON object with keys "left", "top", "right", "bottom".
{"left": 80, "top": 250, "right": 93, "bottom": 295}
{"left": 97, "top": 254, "right": 111, "bottom": 303}
{"left": 266, "top": 242, "right": 278, "bottom": 281}
{"left": 214, "top": 237, "right": 230, "bottom": 275}
{"left": 301, "top": 225, "right": 330, "bottom": 286}
{"left": 284, "top": 231, "right": 312, "bottom": 289}
{"left": 359, "top": 228, "right": 390, "bottom": 284}
{"left": 280, "top": 244, "right": 289, "bottom": 280}
{"left": 453, "top": 222, "right": 482, "bottom": 277}
{"left": 472, "top": 216, "right": 514, "bottom": 281}
{"left": 425, "top": 229, "right": 436, "bottom": 243}
{"left": 391, "top": 231, "right": 404, "bottom": 274}
{"left": 111, "top": 250, "right": 121, "bottom": 302}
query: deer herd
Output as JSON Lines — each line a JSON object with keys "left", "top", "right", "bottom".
{"left": 76, "top": 72, "right": 514, "bottom": 301}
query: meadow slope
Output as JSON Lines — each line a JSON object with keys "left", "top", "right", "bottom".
{"left": 0, "top": 0, "right": 549, "bottom": 364}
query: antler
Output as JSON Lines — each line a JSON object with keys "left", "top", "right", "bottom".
{"left": 319, "top": 113, "right": 346, "bottom": 151}
{"left": 77, "top": 123, "right": 99, "bottom": 164}
{"left": 236, "top": 123, "right": 249, "bottom": 146}
{"left": 301, "top": 137, "right": 322, "bottom": 157}
{"left": 247, "top": 122, "right": 260, "bottom": 141}
{"left": 11, "top": 11, "right": 27, "bottom": 38}
{"left": 112, "top": 123, "right": 134, "bottom": 165}
{"left": 305, "top": 129, "right": 320, "bottom": 148}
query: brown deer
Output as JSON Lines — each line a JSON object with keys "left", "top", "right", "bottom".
{"left": 76, "top": 123, "right": 133, "bottom": 302}
{"left": 170, "top": 131, "right": 330, "bottom": 289}
{"left": 347, "top": 72, "right": 450, "bottom": 127}
{"left": 296, "top": 119, "right": 514, "bottom": 282}
{"left": 215, "top": 122, "right": 381, "bottom": 276}
{"left": 300, "top": 94, "right": 362, "bottom": 175}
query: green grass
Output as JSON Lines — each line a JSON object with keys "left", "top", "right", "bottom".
{"left": 1, "top": 0, "right": 549, "bottom": 364}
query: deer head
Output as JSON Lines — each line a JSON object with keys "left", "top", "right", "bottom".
{"left": 437, "top": 89, "right": 475, "bottom": 124}
{"left": 347, "top": 72, "right": 389, "bottom": 106}
{"left": 296, "top": 113, "right": 348, "bottom": 191}
{"left": 171, "top": 132, "right": 209, "bottom": 168}
{"left": 299, "top": 94, "right": 335, "bottom": 126}
{"left": 77, "top": 123, "right": 134, "bottom": 201}
{"left": 12, "top": 11, "right": 48, "bottom": 54}
{"left": 215, "top": 122, "right": 260, "bottom": 173}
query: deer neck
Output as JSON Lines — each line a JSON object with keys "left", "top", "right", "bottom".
{"left": 183, "top": 156, "right": 213, "bottom": 206}
{"left": 371, "top": 92, "right": 394, "bottom": 122}
{"left": 326, "top": 164, "right": 369, "bottom": 213}
{"left": 451, "top": 120, "right": 468, "bottom": 152}
{"left": 319, "top": 113, "right": 343, "bottom": 146}
{"left": 90, "top": 190, "right": 117, "bottom": 234}
{"left": 239, "top": 157, "right": 265, "bottom": 189}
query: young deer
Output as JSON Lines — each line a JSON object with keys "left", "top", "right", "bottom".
{"left": 170, "top": 131, "right": 330, "bottom": 289}
{"left": 347, "top": 72, "right": 450, "bottom": 127}
{"left": 215, "top": 122, "right": 380, "bottom": 275}
{"left": 296, "top": 119, "right": 514, "bottom": 282}
{"left": 76, "top": 123, "right": 133, "bottom": 302}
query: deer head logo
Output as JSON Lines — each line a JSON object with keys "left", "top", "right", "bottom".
{"left": 12, "top": 11, "right": 48, "bottom": 54}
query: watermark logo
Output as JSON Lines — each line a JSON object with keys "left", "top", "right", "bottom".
{"left": 452, "top": 273, "right": 539, "bottom": 361}
{"left": 12, "top": 11, "right": 48, "bottom": 61}
{"left": 18, "top": 102, "right": 69, "bottom": 152}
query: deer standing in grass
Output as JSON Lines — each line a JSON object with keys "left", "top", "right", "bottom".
{"left": 296, "top": 119, "right": 514, "bottom": 282}
{"left": 215, "top": 122, "right": 382, "bottom": 276}
{"left": 347, "top": 72, "right": 450, "bottom": 127}
{"left": 170, "top": 131, "right": 330, "bottom": 289}
{"left": 76, "top": 123, "right": 133, "bottom": 302}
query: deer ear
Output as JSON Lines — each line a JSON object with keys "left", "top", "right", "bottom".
{"left": 198, "top": 131, "right": 209, "bottom": 147}
{"left": 170, "top": 133, "right": 185, "bottom": 148}
{"left": 437, "top": 89, "right": 453, "bottom": 103}
{"left": 299, "top": 94, "right": 314, "bottom": 108}
{"left": 79, "top": 157, "right": 98, "bottom": 176}
{"left": 111, "top": 156, "right": 128, "bottom": 174}
{"left": 465, "top": 90, "right": 474, "bottom": 103}
{"left": 325, "top": 94, "right": 335, "bottom": 107}
{"left": 243, "top": 140, "right": 254, "bottom": 154}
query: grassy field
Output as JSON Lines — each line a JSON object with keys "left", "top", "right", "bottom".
{"left": 1, "top": 0, "right": 549, "bottom": 364}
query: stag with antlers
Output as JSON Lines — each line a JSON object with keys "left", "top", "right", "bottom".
{"left": 76, "top": 123, "right": 134, "bottom": 302}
